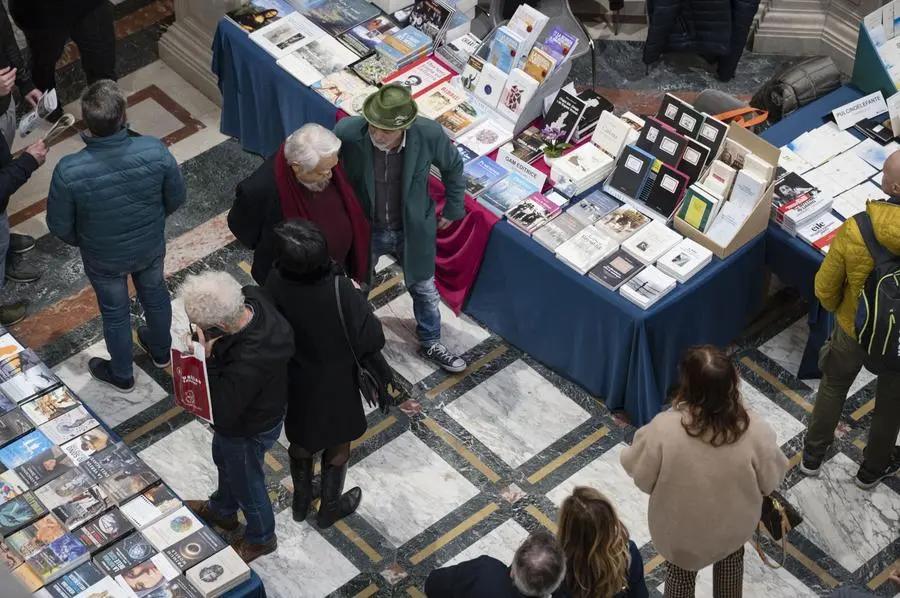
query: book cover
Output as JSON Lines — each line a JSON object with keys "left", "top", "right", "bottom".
{"left": 1, "top": 538, "right": 24, "bottom": 570}
{"left": 15, "top": 446, "right": 74, "bottom": 490}
{"left": 677, "top": 185, "right": 720, "bottom": 232}
{"left": 25, "top": 532, "right": 89, "bottom": 583}
{"left": 94, "top": 534, "right": 156, "bottom": 577}
{"left": 459, "top": 55, "right": 484, "bottom": 92}
{"left": 455, "top": 120, "right": 513, "bottom": 156}
{"left": 296, "top": 0, "right": 381, "bottom": 35}
{"left": 7, "top": 514, "right": 66, "bottom": 559}
{"left": 118, "top": 484, "right": 180, "bottom": 534}
{"left": 416, "top": 81, "right": 466, "bottom": 119}
{"left": 0, "top": 408, "right": 34, "bottom": 447}
{"left": 0, "top": 429, "right": 55, "bottom": 468}
{"left": 506, "top": 192, "right": 560, "bottom": 234}
{"left": 434, "top": 32, "right": 481, "bottom": 72}
{"left": 42, "top": 562, "right": 106, "bottom": 598}
{"left": 456, "top": 143, "right": 479, "bottom": 164}
{"left": 508, "top": 126, "right": 544, "bottom": 163}
{"left": 718, "top": 137, "right": 751, "bottom": 171}
{"left": 472, "top": 61, "right": 507, "bottom": 108}
{"left": 657, "top": 238, "right": 713, "bottom": 282}
{"left": 61, "top": 428, "right": 112, "bottom": 466}
{"left": 479, "top": 172, "right": 540, "bottom": 216}
{"left": 0, "top": 469, "right": 28, "bottom": 506}
{"left": 591, "top": 111, "right": 632, "bottom": 159}
{"left": 697, "top": 114, "right": 728, "bottom": 165}
{"left": 34, "top": 467, "right": 108, "bottom": 529}
{"left": 544, "top": 89, "right": 585, "bottom": 142}
{"left": 185, "top": 546, "right": 251, "bottom": 598}
{"left": 771, "top": 172, "right": 818, "bottom": 216}
{"left": 496, "top": 68, "right": 539, "bottom": 121}
{"left": 674, "top": 103, "right": 704, "bottom": 138}
{"left": 377, "top": 25, "right": 433, "bottom": 63}
{"left": 225, "top": 0, "right": 295, "bottom": 33}
{"left": 635, "top": 116, "right": 672, "bottom": 153}
{"left": 408, "top": 0, "right": 456, "bottom": 42}
{"left": 311, "top": 70, "right": 376, "bottom": 115}
{"left": 607, "top": 145, "right": 655, "bottom": 200}
{"left": 645, "top": 163, "right": 689, "bottom": 218}
{"left": 163, "top": 527, "right": 227, "bottom": 572}
{"left": 742, "top": 153, "right": 775, "bottom": 183}
{"left": 435, "top": 103, "right": 478, "bottom": 138}
{"left": 21, "top": 387, "right": 79, "bottom": 427}
{"left": 588, "top": 249, "right": 645, "bottom": 290}
{"left": 115, "top": 553, "right": 182, "bottom": 597}
{"left": 730, "top": 169, "right": 767, "bottom": 212}
{"left": 567, "top": 190, "right": 622, "bottom": 226}
{"left": 656, "top": 93, "right": 687, "bottom": 128}
{"left": 507, "top": 4, "right": 550, "bottom": 58}
{"left": 352, "top": 53, "right": 395, "bottom": 85}
{"left": 522, "top": 46, "right": 556, "bottom": 83}
{"left": 650, "top": 128, "right": 687, "bottom": 168}
{"left": 541, "top": 26, "right": 578, "bottom": 60}
{"left": 576, "top": 89, "right": 614, "bottom": 131}
{"left": 38, "top": 406, "right": 99, "bottom": 446}
{"left": 533, "top": 212, "right": 584, "bottom": 251}
{"left": 248, "top": 12, "right": 324, "bottom": 58}
{"left": 621, "top": 220, "right": 683, "bottom": 265}
{"left": 81, "top": 443, "right": 160, "bottom": 503}
{"left": 0, "top": 349, "right": 61, "bottom": 404}
{"left": 74, "top": 576, "right": 132, "bottom": 597}
{"left": 620, "top": 265, "right": 677, "bottom": 309}
{"left": 594, "top": 206, "right": 651, "bottom": 244}
{"left": 552, "top": 143, "right": 614, "bottom": 184}
{"left": 0, "top": 384, "right": 14, "bottom": 416}
{"left": 464, "top": 157, "right": 509, "bottom": 197}
{"left": 342, "top": 14, "right": 399, "bottom": 50}
{"left": 487, "top": 25, "right": 524, "bottom": 73}
{"left": 286, "top": 35, "right": 360, "bottom": 82}
{"left": 797, "top": 212, "right": 843, "bottom": 252}
{"left": 0, "top": 491, "right": 47, "bottom": 535}
{"left": 384, "top": 57, "right": 452, "bottom": 97}
{"left": 677, "top": 136, "right": 711, "bottom": 185}
{"left": 703, "top": 160, "right": 737, "bottom": 198}
{"left": 12, "top": 562, "right": 43, "bottom": 592}
{"left": 75, "top": 508, "right": 134, "bottom": 554}
{"left": 141, "top": 507, "right": 204, "bottom": 552}
{"left": 555, "top": 227, "right": 618, "bottom": 275}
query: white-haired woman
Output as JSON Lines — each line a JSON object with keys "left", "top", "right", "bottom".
{"left": 228, "top": 123, "right": 370, "bottom": 286}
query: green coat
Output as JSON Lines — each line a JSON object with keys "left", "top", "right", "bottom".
{"left": 334, "top": 116, "right": 465, "bottom": 285}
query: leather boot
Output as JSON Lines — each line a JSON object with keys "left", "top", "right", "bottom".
{"left": 289, "top": 456, "right": 313, "bottom": 522}
{"left": 316, "top": 458, "right": 362, "bottom": 529}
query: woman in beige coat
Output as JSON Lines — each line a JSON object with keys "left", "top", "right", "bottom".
{"left": 621, "top": 345, "right": 789, "bottom": 598}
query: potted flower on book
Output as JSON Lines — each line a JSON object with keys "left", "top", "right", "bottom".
{"left": 541, "top": 125, "right": 571, "bottom": 168}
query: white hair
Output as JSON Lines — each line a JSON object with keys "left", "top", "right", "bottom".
{"left": 178, "top": 271, "right": 245, "bottom": 329}
{"left": 284, "top": 123, "right": 341, "bottom": 173}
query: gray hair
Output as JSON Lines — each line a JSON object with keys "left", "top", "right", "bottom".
{"left": 511, "top": 532, "right": 566, "bottom": 597}
{"left": 81, "top": 80, "right": 127, "bottom": 137}
{"left": 284, "top": 123, "right": 341, "bottom": 173}
{"left": 178, "top": 271, "right": 245, "bottom": 330}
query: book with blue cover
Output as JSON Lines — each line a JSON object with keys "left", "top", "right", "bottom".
{"left": 41, "top": 561, "right": 106, "bottom": 598}
{"left": 567, "top": 190, "right": 622, "bottom": 226}
{"left": 456, "top": 144, "right": 479, "bottom": 164}
{"left": 27, "top": 532, "right": 90, "bottom": 584}
{"left": 292, "top": 0, "right": 380, "bottom": 35}
{"left": 478, "top": 172, "right": 540, "bottom": 217}
{"left": 377, "top": 25, "right": 433, "bottom": 64}
{"left": 541, "top": 26, "right": 578, "bottom": 61}
{"left": 487, "top": 26, "right": 525, "bottom": 73}
{"left": 464, "top": 157, "right": 509, "bottom": 197}
{"left": 0, "top": 429, "right": 54, "bottom": 469}
{"left": 607, "top": 145, "right": 656, "bottom": 201}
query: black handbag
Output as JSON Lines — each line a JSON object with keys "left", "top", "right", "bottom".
{"left": 334, "top": 276, "right": 390, "bottom": 414}
{"left": 755, "top": 491, "right": 803, "bottom": 568}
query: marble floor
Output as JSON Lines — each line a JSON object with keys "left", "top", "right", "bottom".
{"left": 4, "top": 3, "right": 895, "bottom": 597}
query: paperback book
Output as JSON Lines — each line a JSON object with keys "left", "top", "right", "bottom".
{"left": 533, "top": 212, "right": 584, "bottom": 251}
{"left": 163, "top": 527, "right": 227, "bottom": 572}
{"left": 677, "top": 185, "right": 721, "bottom": 232}
{"left": 248, "top": 12, "right": 324, "bottom": 58}
{"left": 620, "top": 265, "right": 677, "bottom": 309}
{"left": 38, "top": 406, "right": 99, "bottom": 446}
{"left": 543, "top": 89, "right": 585, "bottom": 142}
{"left": 434, "top": 32, "right": 481, "bottom": 72}
{"left": 34, "top": 468, "right": 108, "bottom": 530}
{"left": 620, "top": 220, "right": 683, "bottom": 265}
{"left": 696, "top": 114, "right": 728, "bottom": 165}
{"left": 674, "top": 102, "right": 704, "bottom": 139}
{"left": 797, "top": 212, "right": 843, "bottom": 254}
{"left": 21, "top": 388, "right": 79, "bottom": 427}
{"left": 7, "top": 514, "right": 66, "bottom": 559}
{"left": 636, "top": 117, "right": 671, "bottom": 153}
{"left": 0, "top": 492, "right": 47, "bottom": 536}
{"left": 383, "top": 57, "right": 452, "bottom": 97}
{"left": 26, "top": 532, "right": 90, "bottom": 584}
{"left": 656, "top": 238, "right": 714, "bottom": 282}
{"left": 594, "top": 206, "right": 651, "bottom": 244}
{"left": 703, "top": 160, "right": 736, "bottom": 198}
{"left": 0, "top": 429, "right": 55, "bottom": 468}
{"left": 507, "top": 4, "right": 550, "bottom": 61}
{"left": 522, "top": 46, "right": 556, "bottom": 83}
{"left": 40, "top": 561, "right": 106, "bottom": 598}
{"left": 88, "top": 448, "right": 160, "bottom": 505}
{"left": 496, "top": 68, "right": 539, "bottom": 121}
{"left": 472, "top": 61, "right": 507, "bottom": 108}
{"left": 455, "top": 120, "right": 513, "bottom": 156}
{"left": 650, "top": 128, "right": 687, "bottom": 168}
{"left": 607, "top": 145, "right": 654, "bottom": 201}
{"left": 478, "top": 172, "right": 540, "bottom": 217}
{"left": 677, "top": 137, "right": 711, "bottom": 185}
{"left": 555, "top": 227, "right": 618, "bottom": 275}
{"left": 588, "top": 249, "right": 644, "bottom": 291}
{"left": 459, "top": 55, "right": 484, "bottom": 92}
{"left": 294, "top": 0, "right": 381, "bottom": 35}
{"left": 94, "top": 534, "right": 156, "bottom": 576}
{"left": 0, "top": 409, "right": 34, "bottom": 446}
{"left": 506, "top": 125, "right": 544, "bottom": 163}
{"left": 1, "top": 538, "right": 23, "bottom": 569}
{"left": 656, "top": 93, "right": 687, "bottom": 128}
{"left": 455, "top": 144, "right": 479, "bottom": 164}
{"left": 141, "top": 507, "right": 204, "bottom": 551}
{"left": 573, "top": 89, "right": 614, "bottom": 141}
{"left": 225, "top": 0, "right": 295, "bottom": 33}
{"left": 541, "top": 26, "right": 578, "bottom": 60}
{"left": 770, "top": 171, "right": 827, "bottom": 232}
{"left": 12, "top": 562, "right": 42, "bottom": 592}
{"left": 591, "top": 111, "right": 631, "bottom": 160}
{"left": 416, "top": 81, "right": 466, "bottom": 118}
{"left": 567, "top": 190, "right": 622, "bottom": 226}
{"left": 115, "top": 553, "right": 181, "bottom": 597}
{"left": 487, "top": 25, "right": 525, "bottom": 73}
{"left": 311, "top": 70, "right": 377, "bottom": 115}
{"left": 718, "top": 138, "right": 751, "bottom": 171}
{"left": 340, "top": 14, "right": 400, "bottom": 53}
{"left": 0, "top": 469, "right": 28, "bottom": 506}
{"left": 464, "top": 157, "right": 509, "bottom": 197}
{"left": 276, "top": 35, "right": 360, "bottom": 85}
{"left": 377, "top": 25, "right": 433, "bottom": 67}
{"left": 551, "top": 143, "right": 615, "bottom": 196}
{"left": 408, "top": 0, "right": 456, "bottom": 42}
{"left": 0, "top": 349, "right": 61, "bottom": 404}
{"left": 185, "top": 546, "right": 252, "bottom": 598}
{"left": 75, "top": 508, "right": 134, "bottom": 553}
{"left": 506, "top": 192, "right": 561, "bottom": 234}
{"left": 351, "top": 54, "right": 395, "bottom": 86}
{"left": 15, "top": 446, "right": 73, "bottom": 490}
{"left": 61, "top": 428, "right": 113, "bottom": 467}
{"left": 72, "top": 576, "right": 131, "bottom": 597}
{"left": 644, "top": 163, "right": 689, "bottom": 218}
{"left": 119, "top": 484, "right": 181, "bottom": 530}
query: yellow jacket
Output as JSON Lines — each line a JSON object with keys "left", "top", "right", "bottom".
{"left": 815, "top": 200, "right": 900, "bottom": 339}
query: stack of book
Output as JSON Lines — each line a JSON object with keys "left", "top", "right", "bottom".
{"left": 796, "top": 212, "right": 843, "bottom": 255}
{"left": 769, "top": 171, "right": 833, "bottom": 235}
{"left": 656, "top": 238, "right": 713, "bottom": 282}
{"left": 566, "top": 189, "right": 621, "bottom": 226}
{"left": 555, "top": 227, "right": 618, "bottom": 275}
{"left": 620, "top": 220, "right": 683, "bottom": 265}
{"left": 588, "top": 249, "right": 644, "bottom": 290}
{"left": 477, "top": 172, "right": 539, "bottom": 217}
{"left": 377, "top": 25, "right": 434, "bottom": 69}
{"left": 464, "top": 156, "right": 509, "bottom": 198}
{"left": 506, "top": 192, "right": 562, "bottom": 234}
{"left": 551, "top": 143, "right": 615, "bottom": 196}
{"left": 434, "top": 32, "right": 481, "bottom": 72}
{"left": 620, "top": 265, "right": 677, "bottom": 309}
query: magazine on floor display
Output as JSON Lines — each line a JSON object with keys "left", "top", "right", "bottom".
{"left": 0, "top": 349, "right": 61, "bottom": 404}
{"left": 61, "top": 428, "right": 112, "bottom": 466}
{"left": 0, "top": 409, "right": 33, "bottom": 446}
{"left": 34, "top": 467, "right": 108, "bottom": 529}
{"left": 276, "top": 36, "right": 360, "bottom": 85}
{"left": 0, "top": 429, "right": 55, "bottom": 468}
{"left": 351, "top": 54, "right": 395, "bottom": 86}
{"left": 555, "top": 227, "right": 618, "bottom": 275}
{"left": 311, "top": 70, "right": 377, "bottom": 115}
{"left": 455, "top": 119, "right": 513, "bottom": 157}
{"left": 0, "top": 491, "right": 48, "bottom": 536}
{"left": 185, "top": 546, "right": 252, "bottom": 598}
{"left": 0, "top": 330, "right": 25, "bottom": 358}
{"left": 141, "top": 507, "right": 204, "bottom": 552}
{"left": 39, "top": 561, "right": 107, "bottom": 598}
{"left": 290, "top": 0, "right": 381, "bottom": 35}
{"left": 25, "top": 531, "right": 90, "bottom": 584}
{"left": 38, "top": 406, "right": 99, "bottom": 446}
{"left": 16, "top": 446, "right": 74, "bottom": 490}
{"left": 656, "top": 238, "right": 713, "bottom": 282}
{"left": 594, "top": 206, "right": 651, "bottom": 244}
{"left": 0, "top": 469, "right": 28, "bottom": 506}
{"left": 588, "top": 249, "right": 645, "bottom": 291}
{"left": 119, "top": 484, "right": 184, "bottom": 531}
{"left": 620, "top": 264, "right": 677, "bottom": 309}
{"left": 6, "top": 514, "right": 66, "bottom": 559}
{"left": 225, "top": 0, "right": 295, "bottom": 33}
{"left": 83, "top": 445, "right": 160, "bottom": 505}
{"left": 533, "top": 212, "right": 584, "bottom": 251}
{"left": 383, "top": 57, "right": 452, "bottom": 97}
{"left": 248, "top": 12, "right": 324, "bottom": 58}
{"left": 94, "top": 533, "right": 156, "bottom": 577}
{"left": 75, "top": 508, "right": 135, "bottom": 554}
{"left": 114, "top": 553, "right": 182, "bottom": 598}
{"left": 20, "top": 387, "right": 79, "bottom": 427}
{"left": 163, "top": 527, "right": 227, "bottom": 572}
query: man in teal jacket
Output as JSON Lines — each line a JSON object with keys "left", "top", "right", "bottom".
{"left": 334, "top": 84, "right": 467, "bottom": 372}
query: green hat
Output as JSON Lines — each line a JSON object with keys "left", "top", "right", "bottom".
{"left": 362, "top": 84, "right": 418, "bottom": 130}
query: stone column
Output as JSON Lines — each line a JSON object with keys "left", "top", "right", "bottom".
{"left": 159, "top": 0, "right": 242, "bottom": 106}
{"left": 752, "top": 0, "right": 882, "bottom": 75}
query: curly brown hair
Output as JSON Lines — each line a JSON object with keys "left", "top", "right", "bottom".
{"left": 674, "top": 345, "right": 749, "bottom": 447}
{"left": 557, "top": 487, "right": 630, "bottom": 598}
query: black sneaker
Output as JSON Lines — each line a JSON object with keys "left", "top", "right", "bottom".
{"left": 419, "top": 343, "right": 467, "bottom": 373}
{"left": 8, "top": 233, "right": 35, "bottom": 254}
{"left": 855, "top": 460, "right": 900, "bottom": 490}
{"left": 5, "top": 262, "right": 41, "bottom": 283}
{"left": 88, "top": 357, "right": 135, "bottom": 393}
{"left": 135, "top": 325, "right": 171, "bottom": 368}
{"left": 0, "top": 301, "right": 26, "bottom": 326}
{"left": 799, "top": 452, "right": 823, "bottom": 477}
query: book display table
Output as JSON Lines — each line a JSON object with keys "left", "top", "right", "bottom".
{"left": 760, "top": 84, "right": 866, "bottom": 378}
{"left": 465, "top": 217, "right": 767, "bottom": 427}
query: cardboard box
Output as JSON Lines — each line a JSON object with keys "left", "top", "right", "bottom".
{"left": 673, "top": 123, "right": 780, "bottom": 259}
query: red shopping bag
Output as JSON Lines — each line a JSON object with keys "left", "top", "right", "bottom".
{"left": 171, "top": 344, "right": 214, "bottom": 424}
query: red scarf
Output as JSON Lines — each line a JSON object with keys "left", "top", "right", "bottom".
{"left": 274, "top": 142, "right": 371, "bottom": 281}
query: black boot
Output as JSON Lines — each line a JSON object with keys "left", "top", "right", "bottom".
{"left": 289, "top": 456, "right": 313, "bottom": 522}
{"left": 316, "top": 458, "right": 362, "bottom": 529}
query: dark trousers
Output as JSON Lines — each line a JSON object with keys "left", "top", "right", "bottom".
{"left": 209, "top": 420, "right": 283, "bottom": 544}
{"left": 665, "top": 547, "right": 745, "bottom": 598}
{"left": 19, "top": 1, "right": 116, "bottom": 92}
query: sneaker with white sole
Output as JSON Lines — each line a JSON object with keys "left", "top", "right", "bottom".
{"left": 419, "top": 343, "right": 467, "bottom": 373}
{"left": 799, "top": 452, "right": 823, "bottom": 477}
{"left": 855, "top": 460, "right": 900, "bottom": 490}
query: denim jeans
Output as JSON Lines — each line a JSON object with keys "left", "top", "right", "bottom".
{"left": 371, "top": 226, "right": 442, "bottom": 346}
{"left": 209, "top": 420, "right": 283, "bottom": 544}
{"left": 83, "top": 252, "right": 172, "bottom": 380}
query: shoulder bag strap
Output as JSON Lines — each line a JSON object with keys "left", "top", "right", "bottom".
{"left": 334, "top": 276, "right": 363, "bottom": 370}
{"left": 754, "top": 499, "right": 788, "bottom": 569}
{"left": 853, "top": 211, "right": 895, "bottom": 265}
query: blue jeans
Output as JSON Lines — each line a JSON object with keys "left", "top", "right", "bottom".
{"left": 371, "top": 227, "right": 442, "bottom": 346}
{"left": 209, "top": 420, "right": 282, "bottom": 544}
{"left": 83, "top": 252, "right": 172, "bottom": 380}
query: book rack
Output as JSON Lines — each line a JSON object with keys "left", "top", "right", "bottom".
{"left": 851, "top": 19, "right": 898, "bottom": 98}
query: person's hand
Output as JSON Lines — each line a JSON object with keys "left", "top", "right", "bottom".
{"left": 888, "top": 568, "right": 900, "bottom": 585}
{"left": 24, "top": 140, "right": 48, "bottom": 166}
{"left": 0, "top": 67, "right": 16, "bottom": 96}
{"left": 437, "top": 216, "right": 454, "bottom": 230}
{"left": 194, "top": 326, "right": 218, "bottom": 355}
{"left": 25, "top": 89, "right": 42, "bottom": 108}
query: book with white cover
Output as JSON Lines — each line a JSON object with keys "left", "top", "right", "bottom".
{"left": 119, "top": 484, "right": 181, "bottom": 530}
{"left": 590, "top": 111, "right": 631, "bottom": 159}
{"left": 276, "top": 36, "right": 359, "bottom": 85}
{"left": 249, "top": 12, "right": 324, "bottom": 58}
{"left": 496, "top": 69, "right": 540, "bottom": 121}
{"left": 742, "top": 153, "right": 774, "bottom": 184}
{"left": 186, "top": 546, "right": 251, "bottom": 598}
{"left": 854, "top": 137, "right": 900, "bottom": 170}
{"left": 703, "top": 160, "right": 736, "bottom": 198}
{"left": 833, "top": 181, "right": 889, "bottom": 220}
{"left": 777, "top": 146, "right": 812, "bottom": 175}
{"left": 311, "top": 70, "right": 376, "bottom": 115}
{"left": 141, "top": 507, "right": 203, "bottom": 551}
{"left": 455, "top": 119, "right": 513, "bottom": 156}
{"left": 656, "top": 238, "right": 713, "bottom": 282}
{"left": 383, "top": 58, "right": 453, "bottom": 97}
{"left": 797, "top": 212, "right": 843, "bottom": 254}
{"left": 552, "top": 144, "right": 614, "bottom": 185}
{"left": 729, "top": 169, "right": 767, "bottom": 212}
{"left": 415, "top": 82, "right": 467, "bottom": 119}
{"left": 472, "top": 61, "right": 507, "bottom": 108}
{"left": 38, "top": 406, "right": 98, "bottom": 446}
{"left": 620, "top": 265, "right": 677, "bottom": 309}
{"left": 506, "top": 4, "right": 550, "bottom": 63}
{"left": 74, "top": 576, "right": 129, "bottom": 598}
{"left": 706, "top": 200, "right": 754, "bottom": 246}
{"left": 555, "top": 227, "right": 618, "bottom": 275}
{"left": 621, "top": 221, "right": 683, "bottom": 265}
{"left": 533, "top": 213, "right": 584, "bottom": 251}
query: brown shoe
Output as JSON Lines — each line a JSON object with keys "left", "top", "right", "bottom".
{"left": 184, "top": 499, "right": 239, "bottom": 531}
{"left": 231, "top": 535, "right": 277, "bottom": 563}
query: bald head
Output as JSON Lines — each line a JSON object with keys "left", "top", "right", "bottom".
{"left": 882, "top": 150, "right": 900, "bottom": 196}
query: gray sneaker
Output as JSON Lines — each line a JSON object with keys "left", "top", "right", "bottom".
{"left": 420, "top": 343, "right": 467, "bottom": 373}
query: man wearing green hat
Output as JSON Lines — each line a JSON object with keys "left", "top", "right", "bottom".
{"left": 334, "top": 83, "right": 467, "bottom": 373}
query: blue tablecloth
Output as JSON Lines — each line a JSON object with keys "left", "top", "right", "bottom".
{"left": 760, "top": 84, "right": 865, "bottom": 378}
{"left": 212, "top": 18, "right": 338, "bottom": 157}
{"left": 465, "top": 221, "right": 766, "bottom": 426}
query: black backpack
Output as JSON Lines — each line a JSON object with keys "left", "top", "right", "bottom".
{"left": 853, "top": 211, "right": 900, "bottom": 374}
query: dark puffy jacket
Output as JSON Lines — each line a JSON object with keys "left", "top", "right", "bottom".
{"left": 47, "top": 128, "right": 186, "bottom": 270}
{"left": 9, "top": 0, "right": 103, "bottom": 29}
{"left": 643, "top": 0, "right": 760, "bottom": 81}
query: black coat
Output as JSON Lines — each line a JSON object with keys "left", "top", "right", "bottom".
{"left": 205, "top": 286, "right": 294, "bottom": 438}
{"left": 265, "top": 269, "right": 385, "bottom": 451}
{"left": 0, "top": 135, "right": 37, "bottom": 213}
{"left": 642, "top": 0, "right": 759, "bottom": 81}
{"left": 9, "top": 0, "right": 103, "bottom": 30}
{"left": 424, "top": 556, "right": 530, "bottom": 598}
{"left": 229, "top": 155, "right": 282, "bottom": 287}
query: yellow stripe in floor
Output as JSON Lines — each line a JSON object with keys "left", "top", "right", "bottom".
{"left": 423, "top": 419, "right": 500, "bottom": 482}
{"left": 787, "top": 542, "right": 839, "bottom": 588}
{"left": 352, "top": 584, "right": 380, "bottom": 598}
{"left": 867, "top": 558, "right": 900, "bottom": 589}
{"left": 123, "top": 406, "right": 183, "bottom": 444}
{"left": 334, "top": 520, "right": 382, "bottom": 562}
{"left": 644, "top": 554, "right": 665, "bottom": 574}
{"left": 740, "top": 357, "right": 814, "bottom": 412}
{"left": 851, "top": 399, "right": 874, "bottom": 420}
{"left": 527, "top": 427, "right": 609, "bottom": 484}
{"left": 525, "top": 505, "right": 557, "bottom": 533}
{"left": 238, "top": 261, "right": 252, "bottom": 276}
{"left": 407, "top": 589, "right": 426, "bottom": 598}
{"left": 351, "top": 416, "right": 397, "bottom": 450}
{"left": 368, "top": 273, "right": 404, "bottom": 300}
{"left": 410, "top": 503, "right": 499, "bottom": 565}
